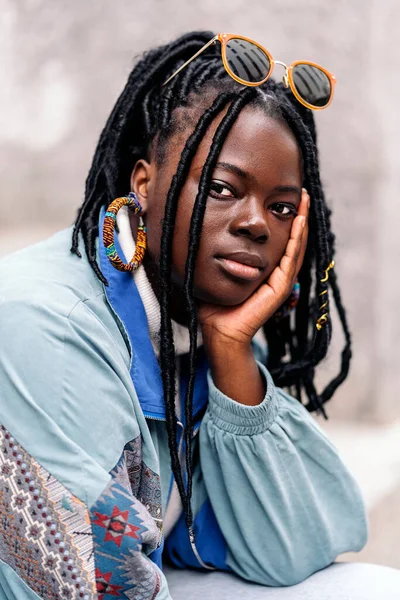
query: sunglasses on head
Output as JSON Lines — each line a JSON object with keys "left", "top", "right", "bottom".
{"left": 163, "top": 33, "right": 336, "bottom": 111}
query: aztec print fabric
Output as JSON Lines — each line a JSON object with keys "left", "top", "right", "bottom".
{"left": 90, "top": 438, "right": 162, "bottom": 600}
{"left": 0, "top": 424, "right": 96, "bottom": 599}
{"left": 0, "top": 425, "right": 162, "bottom": 600}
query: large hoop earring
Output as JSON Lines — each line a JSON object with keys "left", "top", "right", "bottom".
{"left": 103, "top": 192, "right": 147, "bottom": 272}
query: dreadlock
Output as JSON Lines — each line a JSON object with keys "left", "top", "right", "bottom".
{"left": 71, "top": 30, "right": 352, "bottom": 553}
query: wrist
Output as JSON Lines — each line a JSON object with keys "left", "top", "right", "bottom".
{"left": 204, "top": 337, "right": 252, "bottom": 369}
{"left": 205, "top": 340, "right": 265, "bottom": 406}
{"left": 203, "top": 332, "right": 251, "bottom": 357}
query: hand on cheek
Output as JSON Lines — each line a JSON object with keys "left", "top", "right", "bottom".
{"left": 198, "top": 188, "right": 309, "bottom": 351}
{"left": 198, "top": 189, "right": 309, "bottom": 406}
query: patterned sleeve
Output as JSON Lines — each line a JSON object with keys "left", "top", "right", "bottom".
{"left": 0, "top": 294, "right": 173, "bottom": 599}
{"left": 0, "top": 424, "right": 173, "bottom": 599}
{"left": 0, "top": 423, "right": 97, "bottom": 599}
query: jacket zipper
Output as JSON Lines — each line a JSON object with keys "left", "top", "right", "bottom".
{"left": 174, "top": 420, "right": 215, "bottom": 570}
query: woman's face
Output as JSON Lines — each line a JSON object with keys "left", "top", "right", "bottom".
{"left": 131, "top": 105, "right": 302, "bottom": 306}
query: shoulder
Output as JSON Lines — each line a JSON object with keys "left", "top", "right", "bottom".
{"left": 0, "top": 227, "right": 129, "bottom": 355}
{"left": 0, "top": 227, "right": 102, "bottom": 310}
{"left": 0, "top": 229, "right": 137, "bottom": 484}
{"left": 0, "top": 227, "right": 132, "bottom": 401}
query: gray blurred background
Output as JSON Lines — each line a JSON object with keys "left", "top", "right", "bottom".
{"left": 0, "top": 0, "right": 399, "bottom": 569}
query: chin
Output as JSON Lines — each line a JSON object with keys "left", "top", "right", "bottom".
{"left": 194, "top": 280, "right": 258, "bottom": 307}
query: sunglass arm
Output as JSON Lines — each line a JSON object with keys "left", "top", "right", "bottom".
{"left": 162, "top": 35, "right": 219, "bottom": 86}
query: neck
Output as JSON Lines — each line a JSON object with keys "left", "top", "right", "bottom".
{"left": 142, "top": 253, "right": 190, "bottom": 327}
{"left": 128, "top": 211, "right": 190, "bottom": 327}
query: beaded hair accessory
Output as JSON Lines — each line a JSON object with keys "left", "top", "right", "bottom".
{"left": 316, "top": 260, "right": 335, "bottom": 330}
{"left": 103, "top": 192, "right": 147, "bottom": 272}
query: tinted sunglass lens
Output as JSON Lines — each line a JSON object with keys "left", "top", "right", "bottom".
{"left": 291, "top": 64, "right": 331, "bottom": 108}
{"left": 225, "top": 38, "right": 271, "bottom": 83}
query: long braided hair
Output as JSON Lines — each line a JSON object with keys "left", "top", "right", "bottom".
{"left": 71, "top": 30, "right": 351, "bottom": 544}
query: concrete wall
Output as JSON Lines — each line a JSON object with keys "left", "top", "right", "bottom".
{"left": 1, "top": 0, "right": 399, "bottom": 422}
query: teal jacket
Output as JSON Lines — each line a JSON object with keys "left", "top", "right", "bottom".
{"left": 0, "top": 221, "right": 367, "bottom": 600}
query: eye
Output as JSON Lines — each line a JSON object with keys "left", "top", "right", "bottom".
{"left": 209, "top": 181, "right": 236, "bottom": 199}
{"left": 270, "top": 203, "right": 297, "bottom": 218}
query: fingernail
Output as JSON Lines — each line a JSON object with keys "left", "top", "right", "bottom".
{"left": 302, "top": 188, "right": 310, "bottom": 208}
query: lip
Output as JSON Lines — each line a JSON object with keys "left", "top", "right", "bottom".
{"left": 219, "top": 252, "right": 265, "bottom": 269}
{"left": 216, "top": 256, "right": 263, "bottom": 282}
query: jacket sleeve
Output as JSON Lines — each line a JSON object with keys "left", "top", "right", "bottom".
{"left": 199, "top": 350, "right": 368, "bottom": 587}
{"left": 0, "top": 294, "right": 173, "bottom": 600}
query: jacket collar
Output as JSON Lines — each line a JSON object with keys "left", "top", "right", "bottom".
{"left": 98, "top": 207, "right": 208, "bottom": 423}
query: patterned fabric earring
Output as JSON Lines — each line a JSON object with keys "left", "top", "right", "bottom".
{"left": 274, "top": 280, "right": 301, "bottom": 322}
{"left": 103, "top": 192, "right": 147, "bottom": 272}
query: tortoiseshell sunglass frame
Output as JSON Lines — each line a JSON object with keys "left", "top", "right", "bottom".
{"left": 163, "top": 33, "right": 336, "bottom": 111}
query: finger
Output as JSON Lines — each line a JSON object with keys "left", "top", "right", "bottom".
{"left": 278, "top": 211, "right": 306, "bottom": 279}
{"left": 295, "top": 189, "right": 310, "bottom": 276}
{"left": 297, "top": 188, "right": 310, "bottom": 219}
{"left": 267, "top": 190, "right": 308, "bottom": 296}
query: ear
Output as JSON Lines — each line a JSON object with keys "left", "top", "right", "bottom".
{"left": 130, "top": 159, "right": 154, "bottom": 214}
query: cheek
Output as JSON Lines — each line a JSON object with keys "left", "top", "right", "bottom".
{"left": 170, "top": 201, "right": 226, "bottom": 292}
{"left": 169, "top": 178, "right": 211, "bottom": 285}
{"left": 144, "top": 179, "right": 187, "bottom": 265}
{"left": 170, "top": 199, "right": 197, "bottom": 286}
{"left": 144, "top": 182, "right": 198, "bottom": 287}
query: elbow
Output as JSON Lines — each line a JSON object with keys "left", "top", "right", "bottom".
{"left": 240, "top": 555, "right": 328, "bottom": 588}
{"left": 334, "top": 507, "right": 369, "bottom": 555}
{"left": 288, "top": 512, "right": 369, "bottom": 586}
{"left": 352, "top": 510, "right": 369, "bottom": 552}
{"left": 230, "top": 542, "right": 333, "bottom": 588}
{"left": 261, "top": 547, "right": 335, "bottom": 587}
{"left": 275, "top": 568, "right": 317, "bottom": 588}
{"left": 240, "top": 516, "right": 368, "bottom": 588}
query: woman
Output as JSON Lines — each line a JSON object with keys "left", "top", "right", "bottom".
{"left": 0, "top": 31, "right": 399, "bottom": 599}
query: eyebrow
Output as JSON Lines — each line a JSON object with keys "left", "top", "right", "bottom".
{"left": 215, "top": 161, "right": 256, "bottom": 184}
{"left": 213, "top": 161, "right": 302, "bottom": 195}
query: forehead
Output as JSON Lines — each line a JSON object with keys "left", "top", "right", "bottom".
{"left": 191, "top": 105, "right": 302, "bottom": 184}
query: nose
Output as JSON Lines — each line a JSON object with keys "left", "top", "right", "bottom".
{"left": 229, "top": 197, "right": 270, "bottom": 244}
